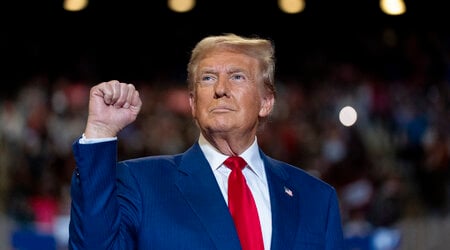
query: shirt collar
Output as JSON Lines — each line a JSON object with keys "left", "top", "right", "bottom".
{"left": 198, "top": 133, "right": 265, "bottom": 179}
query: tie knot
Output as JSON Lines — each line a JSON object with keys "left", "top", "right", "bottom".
{"left": 224, "top": 156, "right": 247, "bottom": 171}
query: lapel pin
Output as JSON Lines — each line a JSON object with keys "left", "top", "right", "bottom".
{"left": 284, "top": 186, "right": 293, "bottom": 197}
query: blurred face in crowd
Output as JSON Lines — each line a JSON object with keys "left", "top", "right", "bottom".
{"left": 189, "top": 49, "right": 274, "bottom": 139}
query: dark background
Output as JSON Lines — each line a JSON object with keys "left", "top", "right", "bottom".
{"left": 2, "top": 0, "right": 449, "bottom": 90}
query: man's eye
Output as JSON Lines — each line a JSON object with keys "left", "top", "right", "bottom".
{"left": 199, "top": 75, "right": 217, "bottom": 85}
{"left": 201, "top": 75, "right": 213, "bottom": 81}
{"left": 231, "top": 74, "right": 245, "bottom": 81}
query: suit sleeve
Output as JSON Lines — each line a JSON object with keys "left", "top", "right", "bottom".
{"left": 326, "top": 188, "right": 345, "bottom": 250}
{"left": 69, "top": 139, "right": 139, "bottom": 249}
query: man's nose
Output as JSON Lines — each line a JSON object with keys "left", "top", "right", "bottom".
{"left": 214, "top": 77, "right": 230, "bottom": 98}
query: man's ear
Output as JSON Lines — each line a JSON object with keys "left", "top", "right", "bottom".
{"left": 189, "top": 92, "right": 196, "bottom": 118}
{"left": 259, "top": 94, "right": 274, "bottom": 118}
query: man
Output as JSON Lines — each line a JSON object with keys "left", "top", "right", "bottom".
{"left": 69, "top": 33, "right": 345, "bottom": 249}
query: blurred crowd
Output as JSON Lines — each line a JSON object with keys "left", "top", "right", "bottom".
{"left": 0, "top": 29, "right": 449, "bottom": 249}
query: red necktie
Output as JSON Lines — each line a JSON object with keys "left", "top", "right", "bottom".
{"left": 224, "top": 156, "right": 264, "bottom": 250}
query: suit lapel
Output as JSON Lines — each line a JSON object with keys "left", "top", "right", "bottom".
{"left": 175, "top": 143, "right": 241, "bottom": 250}
{"left": 173, "top": 144, "right": 302, "bottom": 250}
{"left": 262, "top": 155, "right": 301, "bottom": 250}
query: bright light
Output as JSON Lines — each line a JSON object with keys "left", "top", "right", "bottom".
{"left": 278, "top": 0, "right": 305, "bottom": 14}
{"left": 168, "top": 0, "right": 196, "bottom": 13}
{"left": 339, "top": 106, "right": 357, "bottom": 127}
{"left": 63, "top": 0, "right": 88, "bottom": 12}
{"left": 380, "top": 0, "right": 406, "bottom": 15}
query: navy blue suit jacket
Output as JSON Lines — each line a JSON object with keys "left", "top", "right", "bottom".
{"left": 69, "top": 139, "right": 344, "bottom": 249}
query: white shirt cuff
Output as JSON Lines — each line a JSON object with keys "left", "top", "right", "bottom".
{"left": 79, "top": 133, "right": 117, "bottom": 144}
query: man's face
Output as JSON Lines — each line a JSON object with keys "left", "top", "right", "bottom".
{"left": 189, "top": 50, "right": 274, "bottom": 137}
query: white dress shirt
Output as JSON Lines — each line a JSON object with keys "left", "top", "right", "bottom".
{"left": 198, "top": 134, "right": 272, "bottom": 250}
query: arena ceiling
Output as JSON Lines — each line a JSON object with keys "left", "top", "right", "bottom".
{"left": 2, "top": 0, "right": 448, "bottom": 87}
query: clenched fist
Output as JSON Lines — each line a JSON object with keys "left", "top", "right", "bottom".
{"left": 84, "top": 80, "right": 142, "bottom": 139}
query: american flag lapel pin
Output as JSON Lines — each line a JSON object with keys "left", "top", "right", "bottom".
{"left": 284, "top": 186, "right": 293, "bottom": 197}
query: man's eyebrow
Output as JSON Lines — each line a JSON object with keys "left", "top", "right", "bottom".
{"left": 199, "top": 68, "right": 217, "bottom": 73}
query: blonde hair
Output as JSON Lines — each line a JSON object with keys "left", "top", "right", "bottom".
{"left": 187, "top": 33, "right": 277, "bottom": 99}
